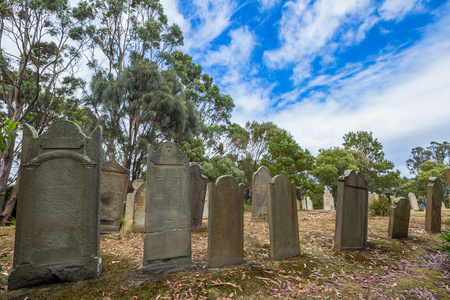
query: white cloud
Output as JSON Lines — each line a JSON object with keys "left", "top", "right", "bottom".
{"left": 258, "top": 0, "right": 282, "bottom": 11}
{"left": 378, "top": 0, "right": 423, "bottom": 21}
{"left": 265, "top": 11, "right": 450, "bottom": 176}
{"left": 160, "top": 0, "right": 191, "bottom": 33}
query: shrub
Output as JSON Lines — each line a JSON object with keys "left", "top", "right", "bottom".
{"left": 368, "top": 195, "right": 391, "bottom": 216}
{"left": 244, "top": 199, "right": 251, "bottom": 211}
{"left": 442, "top": 229, "right": 450, "bottom": 257}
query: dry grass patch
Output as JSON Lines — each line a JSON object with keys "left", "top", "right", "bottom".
{"left": 0, "top": 210, "right": 449, "bottom": 299}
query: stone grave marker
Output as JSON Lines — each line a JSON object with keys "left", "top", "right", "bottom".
{"left": 267, "top": 175, "right": 300, "bottom": 260}
{"left": 132, "top": 183, "right": 146, "bottom": 232}
{"left": 100, "top": 159, "right": 130, "bottom": 233}
{"left": 124, "top": 179, "right": 143, "bottom": 230}
{"left": 143, "top": 142, "right": 191, "bottom": 273}
{"left": 445, "top": 166, "right": 450, "bottom": 185}
{"left": 408, "top": 192, "right": 420, "bottom": 211}
{"left": 202, "top": 182, "right": 213, "bottom": 220}
{"left": 190, "top": 163, "right": 207, "bottom": 229}
{"left": 334, "top": 170, "right": 368, "bottom": 251}
{"left": 306, "top": 196, "right": 313, "bottom": 210}
{"left": 207, "top": 176, "right": 244, "bottom": 268}
{"left": 425, "top": 177, "right": 442, "bottom": 233}
{"left": 251, "top": 166, "right": 272, "bottom": 222}
{"left": 323, "top": 189, "right": 335, "bottom": 210}
{"left": 388, "top": 197, "right": 411, "bottom": 239}
{"left": 9, "top": 121, "right": 102, "bottom": 290}
{"left": 301, "top": 198, "right": 307, "bottom": 210}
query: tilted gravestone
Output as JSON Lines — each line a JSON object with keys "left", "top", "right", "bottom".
{"left": 143, "top": 142, "right": 191, "bottom": 273}
{"left": 251, "top": 166, "right": 273, "bottom": 222}
{"left": 190, "top": 163, "right": 208, "bottom": 229}
{"left": 267, "top": 175, "right": 300, "bottom": 260}
{"left": 124, "top": 179, "right": 143, "bottom": 231}
{"left": 100, "top": 159, "right": 130, "bottom": 233}
{"left": 132, "top": 183, "right": 146, "bottom": 232}
{"left": 9, "top": 121, "right": 102, "bottom": 290}
{"left": 388, "top": 197, "right": 411, "bottom": 239}
{"left": 207, "top": 176, "right": 244, "bottom": 268}
{"left": 202, "top": 182, "right": 213, "bottom": 220}
{"left": 425, "top": 177, "right": 442, "bottom": 234}
{"left": 334, "top": 170, "right": 368, "bottom": 251}
{"left": 408, "top": 192, "right": 420, "bottom": 211}
{"left": 323, "top": 189, "right": 335, "bottom": 210}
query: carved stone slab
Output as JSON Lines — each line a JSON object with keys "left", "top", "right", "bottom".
{"left": 251, "top": 166, "right": 272, "bottom": 222}
{"left": 207, "top": 176, "right": 244, "bottom": 268}
{"left": 9, "top": 121, "right": 102, "bottom": 290}
{"left": 124, "top": 179, "right": 143, "bottom": 230}
{"left": 268, "top": 175, "right": 300, "bottom": 260}
{"left": 334, "top": 170, "right": 368, "bottom": 251}
{"left": 190, "top": 163, "right": 207, "bottom": 229}
{"left": 143, "top": 142, "right": 191, "bottom": 274}
{"left": 408, "top": 192, "right": 420, "bottom": 211}
{"left": 100, "top": 159, "right": 130, "bottom": 233}
{"left": 133, "top": 183, "right": 146, "bottom": 232}
{"left": 425, "top": 177, "right": 442, "bottom": 233}
{"left": 323, "top": 189, "right": 335, "bottom": 210}
{"left": 388, "top": 197, "right": 411, "bottom": 239}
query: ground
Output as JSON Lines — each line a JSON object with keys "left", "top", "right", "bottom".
{"left": 1, "top": 210, "right": 450, "bottom": 299}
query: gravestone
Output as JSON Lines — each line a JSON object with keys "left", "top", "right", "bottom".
{"left": 143, "top": 142, "right": 191, "bottom": 273}
{"left": 301, "top": 198, "right": 307, "bottom": 210}
{"left": 100, "top": 159, "right": 130, "bottom": 233}
{"left": 425, "top": 177, "right": 442, "bottom": 234}
{"left": 190, "top": 163, "right": 208, "bottom": 229}
{"left": 388, "top": 197, "right": 411, "bottom": 239}
{"left": 251, "top": 166, "right": 273, "bottom": 222}
{"left": 306, "top": 196, "right": 313, "bottom": 210}
{"left": 124, "top": 179, "right": 144, "bottom": 230}
{"left": 132, "top": 183, "right": 146, "bottom": 232}
{"left": 334, "top": 170, "right": 368, "bottom": 251}
{"left": 408, "top": 192, "right": 420, "bottom": 211}
{"left": 267, "top": 175, "right": 300, "bottom": 260}
{"left": 9, "top": 121, "right": 102, "bottom": 290}
{"left": 323, "top": 190, "right": 335, "bottom": 210}
{"left": 207, "top": 176, "right": 244, "bottom": 268}
{"left": 203, "top": 182, "right": 214, "bottom": 220}
{"left": 445, "top": 167, "right": 450, "bottom": 185}
{"left": 297, "top": 199, "right": 301, "bottom": 210}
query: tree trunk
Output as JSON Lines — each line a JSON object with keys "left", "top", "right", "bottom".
{"left": 0, "top": 176, "right": 18, "bottom": 226}
{"left": 0, "top": 137, "right": 16, "bottom": 213}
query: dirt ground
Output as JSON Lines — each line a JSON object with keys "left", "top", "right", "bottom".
{"left": 1, "top": 210, "right": 450, "bottom": 299}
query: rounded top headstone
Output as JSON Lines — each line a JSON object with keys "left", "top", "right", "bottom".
{"left": 132, "top": 179, "right": 144, "bottom": 190}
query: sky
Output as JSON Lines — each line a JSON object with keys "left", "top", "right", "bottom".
{"left": 160, "top": 0, "right": 450, "bottom": 177}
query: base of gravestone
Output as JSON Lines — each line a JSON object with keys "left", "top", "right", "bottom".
{"left": 8, "top": 257, "right": 102, "bottom": 290}
{"left": 141, "top": 257, "right": 192, "bottom": 274}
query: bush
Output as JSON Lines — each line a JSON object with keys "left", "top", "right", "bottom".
{"left": 368, "top": 195, "right": 391, "bottom": 216}
{"left": 442, "top": 229, "right": 450, "bottom": 257}
{"left": 244, "top": 199, "right": 251, "bottom": 211}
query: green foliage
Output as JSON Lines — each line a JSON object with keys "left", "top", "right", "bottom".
{"left": 0, "top": 118, "right": 19, "bottom": 155}
{"left": 442, "top": 229, "right": 450, "bottom": 257}
{"left": 406, "top": 142, "right": 450, "bottom": 175}
{"left": 202, "top": 156, "right": 244, "bottom": 184}
{"left": 179, "top": 138, "right": 206, "bottom": 163}
{"left": 313, "top": 147, "right": 358, "bottom": 198}
{"left": 261, "top": 130, "right": 315, "bottom": 198}
{"left": 343, "top": 131, "right": 400, "bottom": 194}
{"left": 401, "top": 160, "right": 447, "bottom": 199}
{"left": 368, "top": 195, "right": 391, "bottom": 216}
{"left": 243, "top": 199, "right": 251, "bottom": 211}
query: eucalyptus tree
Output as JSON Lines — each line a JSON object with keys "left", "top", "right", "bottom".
{"left": 0, "top": 0, "right": 90, "bottom": 223}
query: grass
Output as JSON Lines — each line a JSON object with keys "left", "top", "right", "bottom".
{"left": 1, "top": 210, "right": 449, "bottom": 299}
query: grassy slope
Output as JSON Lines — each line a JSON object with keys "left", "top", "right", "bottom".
{"left": 1, "top": 210, "right": 449, "bottom": 299}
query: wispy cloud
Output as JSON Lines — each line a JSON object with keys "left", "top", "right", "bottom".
{"left": 257, "top": 0, "right": 282, "bottom": 11}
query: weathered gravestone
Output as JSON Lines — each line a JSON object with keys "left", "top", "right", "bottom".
{"left": 301, "top": 198, "right": 307, "bottom": 210}
{"left": 207, "top": 176, "right": 244, "bottom": 268}
{"left": 133, "top": 183, "right": 146, "bottom": 232}
{"left": 202, "top": 182, "right": 213, "bottom": 220}
{"left": 267, "top": 175, "right": 300, "bottom": 260}
{"left": 100, "top": 159, "right": 130, "bottom": 233}
{"left": 251, "top": 166, "right": 273, "bottom": 222}
{"left": 445, "top": 166, "right": 450, "bottom": 185}
{"left": 306, "top": 196, "right": 313, "bottom": 210}
{"left": 323, "top": 189, "right": 335, "bottom": 210}
{"left": 334, "top": 170, "right": 368, "bottom": 251}
{"left": 143, "top": 142, "right": 191, "bottom": 273}
{"left": 408, "top": 192, "right": 420, "bottom": 211}
{"left": 388, "top": 197, "right": 411, "bottom": 239}
{"left": 9, "top": 121, "right": 102, "bottom": 290}
{"left": 124, "top": 179, "right": 144, "bottom": 231}
{"left": 425, "top": 177, "right": 442, "bottom": 234}
{"left": 190, "top": 163, "right": 208, "bottom": 229}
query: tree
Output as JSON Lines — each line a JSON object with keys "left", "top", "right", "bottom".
{"left": 343, "top": 131, "right": 400, "bottom": 194}
{"left": 313, "top": 147, "right": 358, "bottom": 198}
{"left": 202, "top": 156, "right": 244, "bottom": 184}
{"left": 0, "top": 0, "right": 89, "bottom": 224}
{"left": 261, "top": 130, "right": 315, "bottom": 199}
{"left": 401, "top": 161, "right": 447, "bottom": 201}
{"left": 88, "top": 60, "right": 199, "bottom": 180}
{"left": 406, "top": 142, "right": 450, "bottom": 175}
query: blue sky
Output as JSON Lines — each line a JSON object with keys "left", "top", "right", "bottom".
{"left": 162, "top": 0, "right": 450, "bottom": 177}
